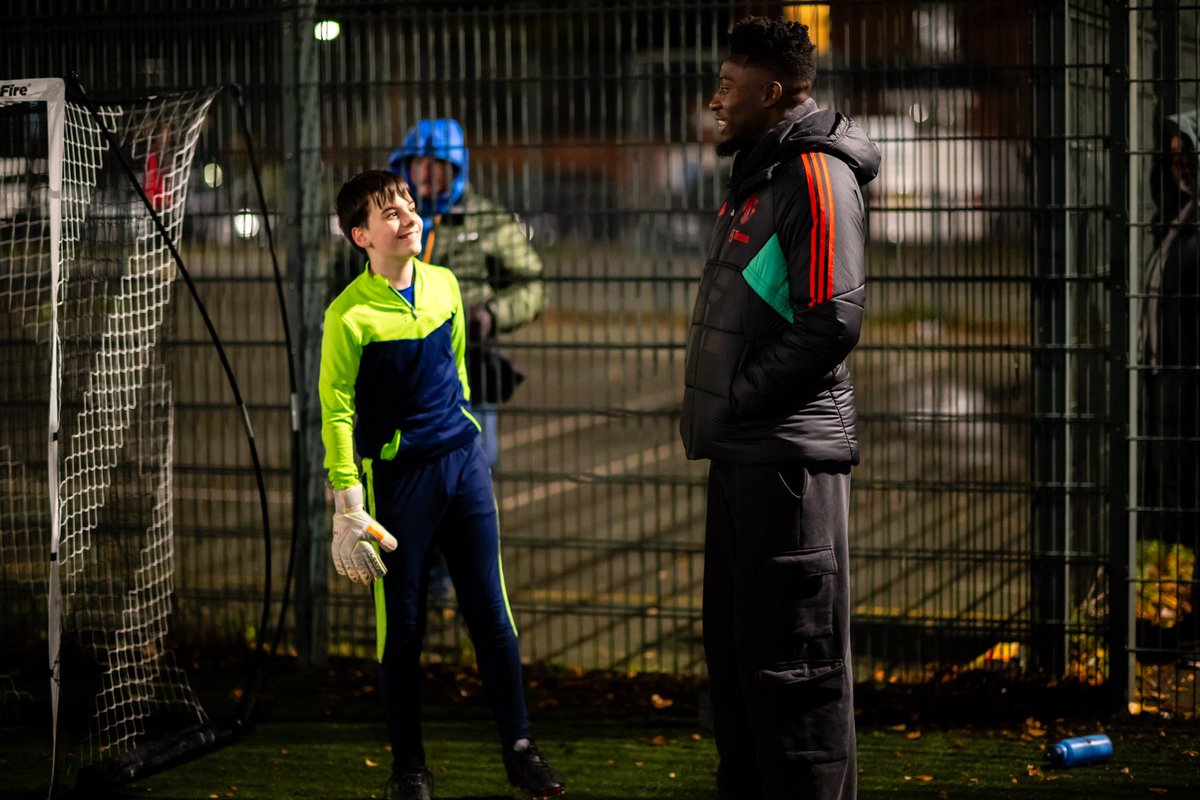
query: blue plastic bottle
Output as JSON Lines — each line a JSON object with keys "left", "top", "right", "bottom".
{"left": 1045, "top": 734, "right": 1113, "bottom": 767}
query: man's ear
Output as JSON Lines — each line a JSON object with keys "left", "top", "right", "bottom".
{"left": 351, "top": 225, "right": 371, "bottom": 251}
{"left": 762, "top": 80, "right": 783, "bottom": 108}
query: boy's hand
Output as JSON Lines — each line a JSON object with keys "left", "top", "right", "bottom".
{"left": 332, "top": 484, "right": 398, "bottom": 583}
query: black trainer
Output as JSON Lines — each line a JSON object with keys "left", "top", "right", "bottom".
{"left": 384, "top": 768, "right": 433, "bottom": 800}
{"left": 503, "top": 740, "right": 566, "bottom": 798}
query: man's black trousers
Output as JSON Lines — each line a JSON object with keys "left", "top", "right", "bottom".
{"left": 703, "top": 459, "right": 856, "bottom": 800}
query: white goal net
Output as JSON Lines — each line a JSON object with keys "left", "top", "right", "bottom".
{"left": 0, "top": 77, "right": 218, "bottom": 784}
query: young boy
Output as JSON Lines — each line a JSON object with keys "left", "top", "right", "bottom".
{"left": 320, "top": 170, "right": 566, "bottom": 800}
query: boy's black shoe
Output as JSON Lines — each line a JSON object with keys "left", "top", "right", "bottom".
{"left": 503, "top": 740, "right": 566, "bottom": 798}
{"left": 385, "top": 768, "right": 433, "bottom": 800}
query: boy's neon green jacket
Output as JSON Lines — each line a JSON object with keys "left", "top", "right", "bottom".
{"left": 319, "top": 260, "right": 480, "bottom": 489}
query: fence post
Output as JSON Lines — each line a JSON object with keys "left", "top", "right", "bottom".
{"left": 1108, "top": 0, "right": 1134, "bottom": 712}
{"left": 1030, "top": 0, "right": 1069, "bottom": 678}
{"left": 282, "top": 0, "right": 328, "bottom": 669}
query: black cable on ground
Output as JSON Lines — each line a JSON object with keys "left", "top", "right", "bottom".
{"left": 224, "top": 80, "right": 304, "bottom": 730}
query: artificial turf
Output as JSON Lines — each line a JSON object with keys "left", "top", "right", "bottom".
{"left": 2, "top": 662, "right": 1197, "bottom": 799}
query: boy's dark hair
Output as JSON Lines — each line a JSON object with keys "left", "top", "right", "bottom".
{"left": 336, "top": 169, "right": 414, "bottom": 249}
{"left": 728, "top": 16, "right": 817, "bottom": 97}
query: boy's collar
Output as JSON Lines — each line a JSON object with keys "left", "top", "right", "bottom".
{"left": 366, "top": 257, "right": 418, "bottom": 291}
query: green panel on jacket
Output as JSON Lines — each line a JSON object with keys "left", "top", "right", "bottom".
{"left": 741, "top": 233, "right": 794, "bottom": 323}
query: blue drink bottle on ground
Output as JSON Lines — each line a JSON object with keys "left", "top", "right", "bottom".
{"left": 1045, "top": 734, "right": 1113, "bottom": 767}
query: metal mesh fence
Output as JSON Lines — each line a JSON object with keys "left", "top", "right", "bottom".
{"left": 1129, "top": 1, "right": 1200, "bottom": 716}
{"left": 1, "top": 0, "right": 1197, "bottom": 716}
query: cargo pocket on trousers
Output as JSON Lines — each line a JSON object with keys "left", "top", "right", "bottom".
{"left": 754, "top": 659, "right": 849, "bottom": 763}
{"left": 759, "top": 546, "right": 836, "bottom": 639}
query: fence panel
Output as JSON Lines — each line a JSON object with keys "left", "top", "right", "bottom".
{"left": 0, "top": 1, "right": 1196, "bottom": 716}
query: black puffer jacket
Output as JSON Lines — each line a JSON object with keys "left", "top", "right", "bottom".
{"left": 680, "top": 98, "right": 880, "bottom": 465}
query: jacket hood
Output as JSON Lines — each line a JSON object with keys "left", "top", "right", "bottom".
{"left": 388, "top": 119, "right": 470, "bottom": 219}
{"left": 731, "top": 98, "right": 881, "bottom": 196}
{"left": 1150, "top": 109, "right": 1199, "bottom": 231}
{"left": 1170, "top": 109, "right": 1200, "bottom": 154}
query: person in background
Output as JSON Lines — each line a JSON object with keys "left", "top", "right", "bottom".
{"left": 1139, "top": 110, "right": 1199, "bottom": 648}
{"left": 321, "top": 170, "right": 565, "bottom": 800}
{"left": 390, "top": 118, "right": 545, "bottom": 607}
{"left": 679, "top": 16, "right": 879, "bottom": 800}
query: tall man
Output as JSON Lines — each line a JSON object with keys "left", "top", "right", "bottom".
{"left": 679, "top": 17, "right": 879, "bottom": 800}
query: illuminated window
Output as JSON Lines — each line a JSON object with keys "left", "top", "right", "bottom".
{"left": 784, "top": 4, "right": 831, "bottom": 55}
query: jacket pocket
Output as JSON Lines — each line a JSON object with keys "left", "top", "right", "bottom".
{"left": 728, "top": 345, "right": 749, "bottom": 419}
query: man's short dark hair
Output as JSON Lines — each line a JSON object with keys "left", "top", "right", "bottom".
{"left": 728, "top": 16, "right": 817, "bottom": 96}
{"left": 336, "top": 169, "right": 414, "bottom": 248}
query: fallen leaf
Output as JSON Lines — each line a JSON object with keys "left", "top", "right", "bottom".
{"left": 364, "top": 758, "right": 379, "bottom": 768}
{"left": 905, "top": 731, "right": 922, "bottom": 740}
{"left": 650, "top": 735, "right": 666, "bottom": 746}
{"left": 650, "top": 693, "right": 674, "bottom": 709}
{"left": 889, "top": 723, "right": 907, "bottom": 732}
{"left": 915, "top": 775, "right": 933, "bottom": 782}
{"left": 1149, "top": 789, "right": 1168, "bottom": 795}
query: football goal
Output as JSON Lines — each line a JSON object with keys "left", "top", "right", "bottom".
{"left": 0, "top": 76, "right": 227, "bottom": 791}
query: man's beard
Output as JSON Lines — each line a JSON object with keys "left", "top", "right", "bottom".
{"left": 716, "top": 136, "right": 750, "bottom": 158}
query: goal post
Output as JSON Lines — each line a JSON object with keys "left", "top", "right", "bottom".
{"left": 0, "top": 77, "right": 223, "bottom": 790}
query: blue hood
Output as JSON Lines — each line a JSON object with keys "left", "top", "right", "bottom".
{"left": 388, "top": 119, "right": 470, "bottom": 229}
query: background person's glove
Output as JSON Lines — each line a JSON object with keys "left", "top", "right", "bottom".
{"left": 332, "top": 484, "right": 398, "bottom": 583}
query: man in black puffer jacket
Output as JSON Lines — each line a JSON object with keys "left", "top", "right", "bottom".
{"left": 679, "top": 16, "right": 879, "bottom": 800}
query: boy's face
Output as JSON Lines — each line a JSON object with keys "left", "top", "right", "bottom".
{"left": 351, "top": 190, "right": 423, "bottom": 262}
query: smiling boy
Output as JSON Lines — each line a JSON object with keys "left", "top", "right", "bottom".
{"left": 320, "top": 170, "right": 565, "bottom": 800}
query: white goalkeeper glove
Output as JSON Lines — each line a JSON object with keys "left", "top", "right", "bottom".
{"left": 332, "top": 484, "right": 399, "bottom": 584}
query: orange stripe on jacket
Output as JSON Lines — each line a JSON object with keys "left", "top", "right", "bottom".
{"left": 816, "top": 153, "right": 837, "bottom": 304}
{"left": 801, "top": 153, "right": 824, "bottom": 306}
